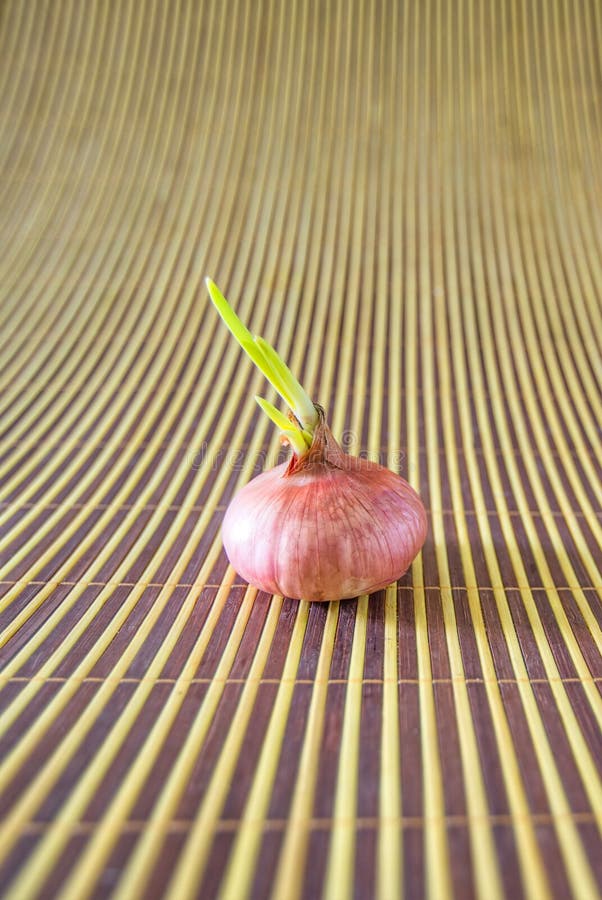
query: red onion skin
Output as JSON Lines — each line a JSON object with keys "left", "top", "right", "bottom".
{"left": 222, "top": 415, "right": 427, "bottom": 602}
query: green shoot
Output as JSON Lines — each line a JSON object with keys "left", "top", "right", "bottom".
{"left": 253, "top": 336, "right": 316, "bottom": 427}
{"left": 206, "top": 278, "right": 318, "bottom": 443}
{"left": 255, "top": 395, "right": 297, "bottom": 433}
{"left": 239, "top": 337, "right": 296, "bottom": 410}
{"left": 255, "top": 397, "right": 309, "bottom": 455}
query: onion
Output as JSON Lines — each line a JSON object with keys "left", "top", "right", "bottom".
{"left": 207, "top": 279, "right": 428, "bottom": 602}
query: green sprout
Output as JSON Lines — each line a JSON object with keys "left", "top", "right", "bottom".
{"left": 205, "top": 278, "right": 318, "bottom": 451}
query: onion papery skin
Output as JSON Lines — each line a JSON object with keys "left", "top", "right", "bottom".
{"left": 222, "top": 417, "right": 427, "bottom": 601}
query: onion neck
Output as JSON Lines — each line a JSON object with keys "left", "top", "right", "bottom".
{"left": 285, "top": 405, "right": 347, "bottom": 475}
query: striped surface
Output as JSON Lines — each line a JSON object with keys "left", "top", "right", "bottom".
{"left": 0, "top": 1, "right": 601, "bottom": 897}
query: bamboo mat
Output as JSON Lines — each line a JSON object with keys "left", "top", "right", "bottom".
{"left": 0, "top": 1, "right": 601, "bottom": 898}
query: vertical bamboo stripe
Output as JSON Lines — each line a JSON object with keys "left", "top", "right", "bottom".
{"left": 407, "top": 6, "right": 451, "bottom": 897}
{"left": 270, "top": 603, "right": 340, "bottom": 900}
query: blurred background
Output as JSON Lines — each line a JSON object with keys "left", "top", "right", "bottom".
{"left": 0, "top": 2, "right": 601, "bottom": 898}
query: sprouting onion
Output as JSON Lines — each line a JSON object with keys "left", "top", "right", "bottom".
{"left": 206, "top": 278, "right": 427, "bottom": 602}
